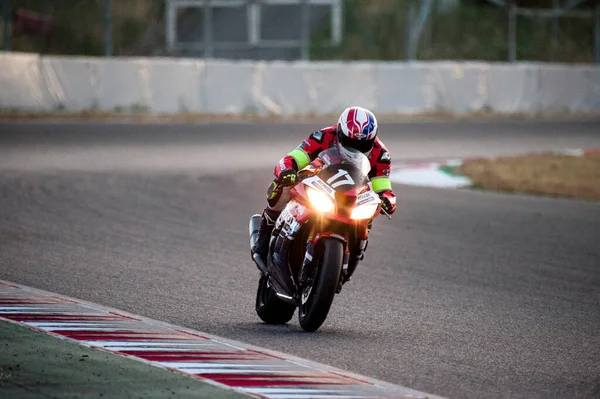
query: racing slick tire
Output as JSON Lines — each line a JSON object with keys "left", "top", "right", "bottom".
{"left": 298, "top": 238, "right": 344, "bottom": 332}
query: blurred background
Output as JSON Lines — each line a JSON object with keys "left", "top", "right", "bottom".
{"left": 1, "top": 0, "right": 598, "bottom": 63}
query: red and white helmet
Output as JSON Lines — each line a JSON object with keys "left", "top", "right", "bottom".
{"left": 336, "top": 106, "right": 378, "bottom": 155}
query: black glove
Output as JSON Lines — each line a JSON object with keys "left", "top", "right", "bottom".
{"left": 276, "top": 168, "right": 298, "bottom": 187}
{"left": 380, "top": 195, "right": 394, "bottom": 214}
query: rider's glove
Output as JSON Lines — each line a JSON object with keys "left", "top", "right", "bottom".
{"left": 379, "top": 191, "right": 397, "bottom": 215}
{"left": 276, "top": 168, "right": 298, "bottom": 187}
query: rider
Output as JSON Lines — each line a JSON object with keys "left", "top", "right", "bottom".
{"left": 252, "top": 106, "right": 397, "bottom": 263}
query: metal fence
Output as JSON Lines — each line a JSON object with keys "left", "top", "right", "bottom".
{"left": 1, "top": 0, "right": 599, "bottom": 63}
{"left": 165, "top": 0, "right": 342, "bottom": 60}
{"left": 506, "top": 0, "right": 600, "bottom": 63}
{"left": 316, "top": 0, "right": 600, "bottom": 64}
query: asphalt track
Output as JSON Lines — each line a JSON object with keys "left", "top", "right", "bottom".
{"left": 1, "top": 119, "right": 600, "bottom": 399}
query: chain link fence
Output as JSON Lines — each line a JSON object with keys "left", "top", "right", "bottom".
{"left": 1, "top": 0, "right": 598, "bottom": 63}
{"left": 312, "top": 0, "right": 599, "bottom": 63}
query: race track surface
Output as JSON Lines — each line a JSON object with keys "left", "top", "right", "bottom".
{"left": 1, "top": 119, "right": 599, "bottom": 399}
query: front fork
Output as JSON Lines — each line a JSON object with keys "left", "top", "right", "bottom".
{"left": 299, "top": 232, "right": 360, "bottom": 294}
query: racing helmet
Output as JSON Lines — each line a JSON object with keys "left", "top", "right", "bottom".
{"left": 336, "top": 106, "right": 378, "bottom": 157}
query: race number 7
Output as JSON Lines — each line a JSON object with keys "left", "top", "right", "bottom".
{"left": 327, "top": 169, "right": 355, "bottom": 188}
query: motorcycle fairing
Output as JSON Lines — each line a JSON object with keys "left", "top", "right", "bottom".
{"left": 267, "top": 201, "right": 309, "bottom": 300}
{"left": 265, "top": 147, "right": 380, "bottom": 302}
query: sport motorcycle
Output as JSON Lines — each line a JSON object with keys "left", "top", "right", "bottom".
{"left": 248, "top": 146, "right": 390, "bottom": 332}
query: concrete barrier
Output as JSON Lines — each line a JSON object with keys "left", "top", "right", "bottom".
{"left": 1, "top": 52, "right": 599, "bottom": 116}
{"left": 203, "top": 60, "right": 256, "bottom": 114}
{"left": 258, "top": 62, "right": 315, "bottom": 115}
{"left": 309, "top": 62, "right": 377, "bottom": 114}
{"left": 426, "top": 62, "right": 488, "bottom": 114}
{"left": 485, "top": 64, "right": 539, "bottom": 114}
{"left": 372, "top": 63, "right": 434, "bottom": 114}
{"left": 143, "top": 58, "right": 204, "bottom": 114}
{"left": 538, "top": 65, "right": 600, "bottom": 113}
{"left": 0, "top": 53, "right": 51, "bottom": 111}
{"left": 41, "top": 57, "right": 101, "bottom": 111}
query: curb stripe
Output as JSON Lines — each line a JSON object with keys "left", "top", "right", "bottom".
{"left": 0, "top": 280, "right": 443, "bottom": 399}
{"left": 389, "top": 148, "right": 600, "bottom": 190}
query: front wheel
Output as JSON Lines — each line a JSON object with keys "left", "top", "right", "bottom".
{"left": 255, "top": 275, "right": 296, "bottom": 324}
{"left": 299, "top": 238, "right": 344, "bottom": 332}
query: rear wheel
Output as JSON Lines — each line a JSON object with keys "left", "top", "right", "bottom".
{"left": 255, "top": 275, "right": 296, "bottom": 324}
{"left": 298, "top": 238, "right": 344, "bottom": 332}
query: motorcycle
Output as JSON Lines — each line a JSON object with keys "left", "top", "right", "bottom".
{"left": 248, "top": 146, "right": 391, "bottom": 332}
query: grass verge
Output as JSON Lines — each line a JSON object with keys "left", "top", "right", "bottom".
{"left": 459, "top": 152, "right": 600, "bottom": 201}
{"left": 0, "top": 319, "right": 248, "bottom": 399}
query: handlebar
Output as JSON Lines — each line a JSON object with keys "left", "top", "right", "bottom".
{"left": 380, "top": 206, "right": 392, "bottom": 220}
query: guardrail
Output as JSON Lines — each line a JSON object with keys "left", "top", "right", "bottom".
{"left": 1, "top": 52, "right": 599, "bottom": 116}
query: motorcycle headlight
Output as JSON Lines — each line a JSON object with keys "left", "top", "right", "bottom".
{"left": 306, "top": 187, "right": 335, "bottom": 213}
{"left": 350, "top": 203, "right": 379, "bottom": 220}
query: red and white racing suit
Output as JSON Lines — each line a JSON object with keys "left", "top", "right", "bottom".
{"left": 266, "top": 125, "right": 397, "bottom": 214}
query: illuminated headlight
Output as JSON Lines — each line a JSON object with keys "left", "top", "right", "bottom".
{"left": 306, "top": 187, "right": 335, "bottom": 213}
{"left": 350, "top": 203, "right": 379, "bottom": 220}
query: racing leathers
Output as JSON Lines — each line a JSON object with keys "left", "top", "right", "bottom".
{"left": 252, "top": 125, "right": 397, "bottom": 270}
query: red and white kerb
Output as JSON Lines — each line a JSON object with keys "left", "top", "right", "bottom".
{"left": 0, "top": 280, "right": 433, "bottom": 399}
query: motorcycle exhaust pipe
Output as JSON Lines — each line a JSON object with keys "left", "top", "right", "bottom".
{"left": 249, "top": 214, "right": 261, "bottom": 251}
{"left": 249, "top": 215, "right": 268, "bottom": 275}
{"left": 252, "top": 253, "right": 268, "bottom": 276}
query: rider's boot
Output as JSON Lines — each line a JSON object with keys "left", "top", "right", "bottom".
{"left": 251, "top": 208, "right": 280, "bottom": 263}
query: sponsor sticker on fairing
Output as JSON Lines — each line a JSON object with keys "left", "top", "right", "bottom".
{"left": 314, "top": 179, "right": 335, "bottom": 196}
{"left": 356, "top": 190, "right": 379, "bottom": 206}
{"left": 280, "top": 207, "right": 300, "bottom": 237}
{"left": 304, "top": 176, "right": 335, "bottom": 197}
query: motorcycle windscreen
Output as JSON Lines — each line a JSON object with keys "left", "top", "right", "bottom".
{"left": 316, "top": 163, "right": 370, "bottom": 194}
{"left": 317, "top": 147, "right": 371, "bottom": 178}
{"left": 315, "top": 148, "right": 371, "bottom": 215}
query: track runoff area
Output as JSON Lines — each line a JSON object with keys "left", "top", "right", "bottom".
{"left": 0, "top": 280, "right": 444, "bottom": 399}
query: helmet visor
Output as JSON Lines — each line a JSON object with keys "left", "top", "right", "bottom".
{"left": 337, "top": 129, "right": 375, "bottom": 154}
